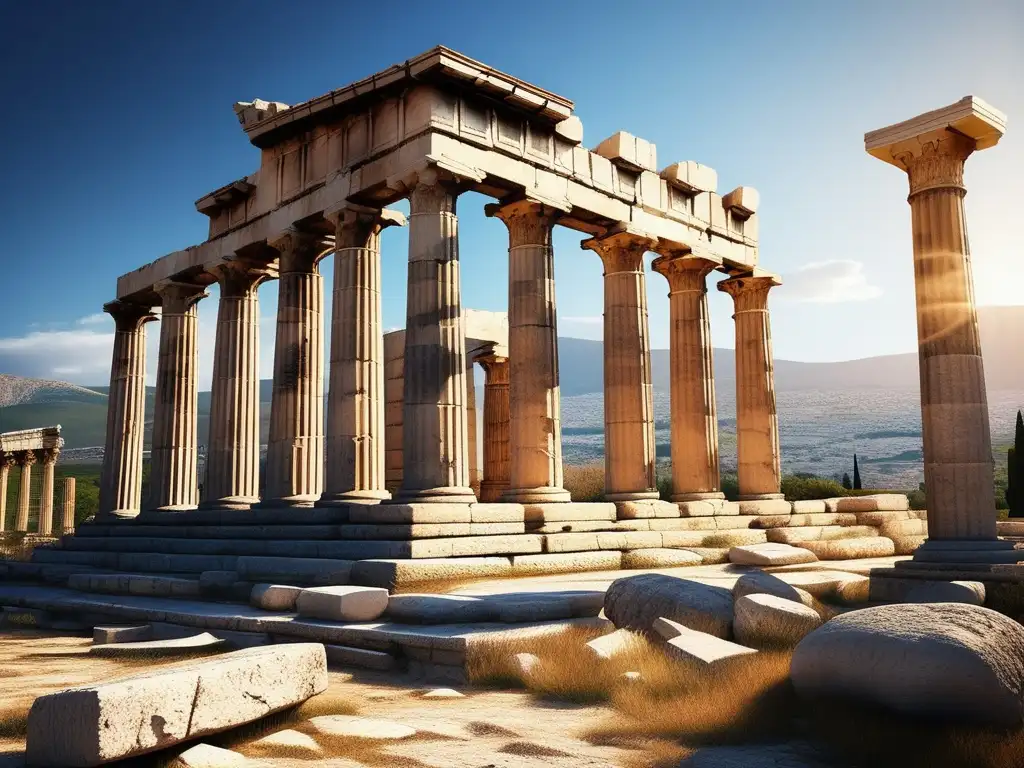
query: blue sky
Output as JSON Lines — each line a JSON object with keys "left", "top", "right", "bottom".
{"left": 0, "top": 0, "right": 1021, "bottom": 388}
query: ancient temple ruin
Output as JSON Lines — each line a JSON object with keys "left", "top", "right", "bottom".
{"left": 0, "top": 426, "right": 74, "bottom": 536}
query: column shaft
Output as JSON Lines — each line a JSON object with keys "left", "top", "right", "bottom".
{"left": 478, "top": 355, "right": 511, "bottom": 502}
{"left": 15, "top": 452, "right": 35, "bottom": 532}
{"left": 322, "top": 209, "right": 403, "bottom": 504}
{"left": 98, "top": 301, "right": 157, "bottom": 519}
{"left": 0, "top": 455, "right": 12, "bottom": 532}
{"left": 61, "top": 477, "right": 76, "bottom": 534}
{"left": 487, "top": 200, "right": 568, "bottom": 502}
{"left": 205, "top": 262, "right": 270, "bottom": 508}
{"left": 38, "top": 449, "right": 58, "bottom": 535}
{"left": 264, "top": 231, "right": 327, "bottom": 506}
{"left": 719, "top": 276, "right": 782, "bottom": 499}
{"left": 149, "top": 282, "right": 207, "bottom": 511}
{"left": 466, "top": 357, "right": 481, "bottom": 496}
{"left": 584, "top": 232, "right": 658, "bottom": 501}
{"left": 383, "top": 331, "right": 405, "bottom": 493}
{"left": 397, "top": 172, "right": 475, "bottom": 502}
{"left": 653, "top": 254, "right": 723, "bottom": 500}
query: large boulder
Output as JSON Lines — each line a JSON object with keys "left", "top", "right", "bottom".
{"left": 792, "top": 603, "right": 1024, "bottom": 726}
{"left": 604, "top": 574, "right": 733, "bottom": 639}
{"left": 732, "top": 570, "right": 816, "bottom": 609}
{"left": 734, "top": 594, "right": 823, "bottom": 648}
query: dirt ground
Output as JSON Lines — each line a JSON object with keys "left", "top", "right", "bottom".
{"left": 0, "top": 629, "right": 633, "bottom": 768}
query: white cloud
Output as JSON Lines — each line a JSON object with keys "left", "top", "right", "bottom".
{"left": 76, "top": 313, "right": 109, "bottom": 326}
{"left": 0, "top": 328, "right": 115, "bottom": 384}
{"left": 779, "top": 260, "right": 883, "bottom": 303}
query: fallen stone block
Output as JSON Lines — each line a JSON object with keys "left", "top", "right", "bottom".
{"left": 92, "top": 625, "right": 152, "bottom": 645}
{"left": 513, "top": 652, "right": 541, "bottom": 679}
{"left": 250, "top": 583, "right": 302, "bottom": 612}
{"left": 297, "top": 585, "right": 389, "bottom": 622}
{"left": 664, "top": 623, "right": 757, "bottom": 665}
{"left": 622, "top": 548, "right": 703, "bottom": 569}
{"left": 248, "top": 729, "right": 322, "bottom": 758}
{"left": 732, "top": 571, "right": 817, "bottom": 609}
{"left": 307, "top": 714, "right": 416, "bottom": 740}
{"left": 27, "top": 643, "right": 328, "bottom": 766}
{"left": 792, "top": 603, "right": 1024, "bottom": 727}
{"left": 728, "top": 543, "right": 818, "bottom": 566}
{"left": 734, "top": 594, "right": 823, "bottom": 648}
{"left": 170, "top": 743, "right": 251, "bottom": 767}
{"left": 604, "top": 574, "right": 734, "bottom": 639}
{"left": 905, "top": 580, "right": 985, "bottom": 606}
{"left": 586, "top": 628, "right": 643, "bottom": 660}
{"left": 89, "top": 632, "right": 227, "bottom": 658}
{"left": 325, "top": 644, "right": 396, "bottom": 671}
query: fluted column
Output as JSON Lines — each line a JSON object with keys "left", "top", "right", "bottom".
{"left": 263, "top": 230, "right": 328, "bottom": 506}
{"left": 148, "top": 281, "right": 208, "bottom": 511}
{"left": 486, "top": 200, "right": 569, "bottom": 502}
{"left": 719, "top": 275, "right": 783, "bottom": 500}
{"left": 204, "top": 261, "right": 273, "bottom": 509}
{"left": 15, "top": 451, "right": 36, "bottom": 532}
{"left": 477, "top": 353, "right": 511, "bottom": 503}
{"left": 38, "top": 447, "right": 58, "bottom": 535}
{"left": 652, "top": 252, "right": 723, "bottom": 501}
{"left": 383, "top": 331, "right": 405, "bottom": 493}
{"left": 0, "top": 453, "right": 12, "bottom": 532}
{"left": 582, "top": 230, "right": 659, "bottom": 501}
{"left": 397, "top": 169, "right": 475, "bottom": 503}
{"left": 60, "top": 477, "right": 76, "bottom": 534}
{"left": 466, "top": 357, "right": 481, "bottom": 496}
{"left": 98, "top": 300, "right": 157, "bottom": 519}
{"left": 866, "top": 99, "right": 1006, "bottom": 547}
{"left": 321, "top": 207, "right": 405, "bottom": 505}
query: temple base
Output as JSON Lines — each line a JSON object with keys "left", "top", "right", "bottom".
{"left": 672, "top": 491, "right": 726, "bottom": 502}
{"left": 604, "top": 490, "right": 660, "bottom": 502}
{"left": 501, "top": 486, "right": 572, "bottom": 504}
{"left": 317, "top": 489, "right": 391, "bottom": 507}
{"left": 394, "top": 486, "right": 477, "bottom": 504}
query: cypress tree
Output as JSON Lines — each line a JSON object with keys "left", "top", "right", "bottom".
{"left": 853, "top": 454, "right": 862, "bottom": 490}
{"left": 1010, "top": 410, "right": 1024, "bottom": 517}
{"left": 842, "top": 472, "right": 852, "bottom": 490}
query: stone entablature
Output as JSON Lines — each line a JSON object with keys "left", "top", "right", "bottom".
{"left": 115, "top": 46, "right": 760, "bottom": 304}
{"left": 0, "top": 426, "right": 63, "bottom": 454}
{"left": 0, "top": 425, "right": 67, "bottom": 536}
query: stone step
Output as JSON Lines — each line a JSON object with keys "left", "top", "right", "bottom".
{"left": 67, "top": 572, "right": 202, "bottom": 598}
{"left": 74, "top": 524, "right": 346, "bottom": 540}
{"left": 128, "top": 506, "right": 355, "bottom": 526}
{"left": 792, "top": 536, "right": 897, "bottom": 560}
{"left": 767, "top": 525, "right": 878, "bottom": 544}
{"left": 878, "top": 519, "right": 928, "bottom": 537}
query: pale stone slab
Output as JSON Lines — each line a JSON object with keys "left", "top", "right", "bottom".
{"left": 734, "top": 594, "right": 823, "bottom": 648}
{"left": 90, "top": 632, "right": 226, "bottom": 657}
{"left": 732, "top": 571, "right": 816, "bottom": 609}
{"left": 604, "top": 574, "right": 733, "bottom": 639}
{"left": 824, "top": 494, "right": 909, "bottom": 513}
{"left": 250, "top": 584, "right": 302, "bottom": 612}
{"left": 249, "top": 729, "right": 322, "bottom": 758}
{"left": 307, "top": 715, "right": 416, "bottom": 740}
{"left": 615, "top": 500, "right": 680, "bottom": 519}
{"left": 324, "top": 644, "right": 395, "bottom": 671}
{"left": 513, "top": 652, "right": 540, "bottom": 679}
{"left": 523, "top": 502, "right": 616, "bottom": 522}
{"left": 729, "top": 543, "right": 818, "bottom": 567}
{"left": 421, "top": 687, "right": 464, "bottom": 699}
{"left": 790, "top": 500, "right": 827, "bottom": 514}
{"left": 677, "top": 499, "right": 739, "bottom": 517}
{"left": 497, "top": 596, "right": 574, "bottom": 624}
{"left": 297, "top": 586, "right": 389, "bottom": 622}
{"left": 737, "top": 499, "right": 792, "bottom": 516}
{"left": 350, "top": 557, "right": 513, "bottom": 589}
{"left": 586, "top": 628, "right": 643, "bottom": 660}
{"left": 170, "top": 744, "right": 251, "bottom": 767}
{"left": 26, "top": 644, "right": 328, "bottom": 766}
{"left": 665, "top": 624, "right": 757, "bottom": 665}
{"left": 93, "top": 625, "right": 151, "bottom": 645}
{"left": 350, "top": 503, "right": 473, "bottom": 524}
{"left": 622, "top": 548, "right": 703, "bottom": 569}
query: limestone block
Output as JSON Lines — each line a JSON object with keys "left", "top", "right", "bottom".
{"left": 250, "top": 584, "right": 302, "bottom": 612}
{"left": 170, "top": 743, "right": 250, "bottom": 767}
{"left": 93, "top": 625, "right": 152, "bottom": 645}
{"left": 604, "top": 574, "right": 734, "bottom": 639}
{"left": 615, "top": 500, "right": 680, "bottom": 519}
{"left": 385, "top": 594, "right": 494, "bottom": 624}
{"left": 768, "top": 525, "right": 877, "bottom": 544}
{"left": 737, "top": 499, "right": 792, "bottom": 516}
{"left": 350, "top": 503, "right": 473, "bottom": 524}
{"left": 855, "top": 510, "right": 911, "bottom": 525}
{"left": 906, "top": 580, "right": 985, "bottom": 606}
{"left": 543, "top": 532, "right": 600, "bottom": 552}
{"left": 27, "top": 644, "right": 328, "bottom": 766}
{"left": 791, "top": 604, "right": 1024, "bottom": 726}
{"left": 498, "top": 597, "right": 573, "bottom": 623}
{"left": 513, "top": 652, "right": 541, "bottom": 679}
{"left": 325, "top": 644, "right": 396, "bottom": 671}
{"left": 350, "top": 557, "right": 513, "bottom": 589}
{"left": 684, "top": 547, "right": 730, "bottom": 564}
{"left": 198, "top": 570, "right": 239, "bottom": 591}
{"left": 659, "top": 161, "right": 717, "bottom": 194}
{"left": 596, "top": 531, "right": 664, "bottom": 550}
{"left": 524, "top": 502, "right": 616, "bottom": 522}
{"left": 734, "top": 594, "right": 823, "bottom": 648}
{"left": 90, "top": 633, "right": 227, "bottom": 658}
{"left": 724, "top": 514, "right": 792, "bottom": 530}
{"left": 732, "top": 571, "right": 817, "bottom": 609}
{"left": 729, "top": 543, "right": 818, "bottom": 567}
{"left": 622, "top": 548, "right": 703, "bottom": 569}
{"left": 790, "top": 500, "right": 827, "bottom": 514}
{"left": 235, "top": 557, "right": 353, "bottom": 586}
{"left": 722, "top": 186, "right": 760, "bottom": 216}
{"left": 665, "top": 624, "right": 757, "bottom": 665}
{"left": 586, "top": 628, "right": 643, "bottom": 660}
{"left": 825, "top": 494, "right": 910, "bottom": 513}
{"left": 297, "top": 586, "right": 389, "bottom": 622}
{"left": 796, "top": 536, "right": 896, "bottom": 560}
{"left": 307, "top": 715, "right": 416, "bottom": 740}
{"left": 469, "top": 503, "right": 526, "bottom": 523}
{"left": 593, "top": 131, "right": 657, "bottom": 172}
{"left": 511, "top": 551, "right": 622, "bottom": 575}
{"left": 554, "top": 115, "right": 583, "bottom": 144}
{"left": 678, "top": 499, "right": 739, "bottom": 517}
{"left": 249, "top": 729, "right": 322, "bottom": 758}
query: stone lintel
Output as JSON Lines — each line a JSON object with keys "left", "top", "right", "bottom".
{"left": 593, "top": 131, "right": 658, "bottom": 173}
{"left": 660, "top": 161, "right": 718, "bottom": 195}
{"left": 865, "top": 95, "right": 1006, "bottom": 168}
{"left": 0, "top": 426, "right": 64, "bottom": 454}
{"left": 722, "top": 186, "right": 759, "bottom": 218}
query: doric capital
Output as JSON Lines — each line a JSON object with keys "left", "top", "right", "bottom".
{"left": 1, "top": 452, "right": 15, "bottom": 470}
{"left": 209, "top": 259, "right": 277, "bottom": 298}
{"left": 652, "top": 253, "right": 721, "bottom": 293}
{"left": 328, "top": 204, "right": 407, "bottom": 248}
{"left": 477, "top": 354, "right": 510, "bottom": 384}
{"left": 154, "top": 280, "right": 209, "bottom": 314}
{"left": 41, "top": 447, "right": 60, "bottom": 466}
{"left": 19, "top": 450, "right": 37, "bottom": 468}
{"left": 718, "top": 274, "right": 782, "bottom": 312}
{"left": 103, "top": 300, "right": 158, "bottom": 333}
{"left": 582, "top": 228, "right": 656, "bottom": 275}
{"left": 484, "top": 199, "right": 559, "bottom": 248}
{"left": 268, "top": 229, "right": 332, "bottom": 273}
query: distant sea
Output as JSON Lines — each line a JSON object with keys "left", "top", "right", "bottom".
{"left": 561, "top": 388, "right": 1024, "bottom": 488}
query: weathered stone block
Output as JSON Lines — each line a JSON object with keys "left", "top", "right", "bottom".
{"left": 622, "top": 548, "right": 703, "bottom": 569}
{"left": 325, "top": 644, "right": 396, "bottom": 671}
{"left": 511, "top": 551, "right": 621, "bottom": 575}
{"left": 93, "top": 625, "right": 152, "bottom": 645}
{"left": 659, "top": 160, "right": 717, "bottom": 194}
{"left": 734, "top": 594, "right": 823, "bottom": 648}
{"left": 350, "top": 557, "right": 513, "bottom": 589}
{"left": 297, "top": 586, "right": 389, "bottom": 622}
{"left": 250, "top": 583, "right": 303, "bottom": 612}
{"left": 729, "top": 543, "right": 818, "bottom": 567}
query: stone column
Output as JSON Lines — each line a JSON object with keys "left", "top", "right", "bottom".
{"left": 466, "top": 357, "right": 481, "bottom": 497}
{"left": 582, "top": 230, "right": 659, "bottom": 501}
{"left": 98, "top": 300, "right": 157, "bottom": 519}
{"left": 383, "top": 331, "right": 405, "bottom": 493}
{"left": 321, "top": 207, "right": 404, "bottom": 505}
{"left": 0, "top": 453, "right": 12, "bottom": 532}
{"left": 397, "top": 170, "right": 475, "bottom": 503}
{"left": 204, "top": 261, "right": 273, "bottom": 509}
{"left": 865, "top": 97, "right": 1007, "bottom": 553}
{"left": 486, "top": 200, "right": 569, "bottom": 502}
{"left": 37, "top": 447, "right": 59, "bottom": 536}
{"left": 652, "top": 251, "right": 723, "bottom": 501}
{"left": 719, "top": 275, "right": 783, "bottom": 500}
{"left": 15, "top": 451, "right": 36, "bottom": 532}
{"left": 263, "top": 230, "right": 328, "bottom": 506}
{"left": 477, "top": 353, "right": 511, "bottom": 503}
{"left": 60, "top": 477, "right": 76, "bottom": 534}
{"left": 148, "top": 281, "right": 208, "bottom": 511}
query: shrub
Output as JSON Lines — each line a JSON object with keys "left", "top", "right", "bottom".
{"left": 781, "top": 475, "right": 846, "bottom": 501}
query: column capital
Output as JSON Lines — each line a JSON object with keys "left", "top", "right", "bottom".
{"left": 103, "top": 300, "right": 158, "bottom": 332}
{"left": 387, "top": 158, "right": 485, "bottom": 201}
{"left": 484, "top": 199, "right": 560, "bottom": 246}
{"left": 652, "top": 253, "right": 722, "bottom": 292}
{"left": 41, "top": 447, "right": 60, "bottom": 466}
{"left": 268, "top": 229, "right": 332, "bottom": 272}
{"left": 154, "top": 280, "right": 209, "bottom": 314}
{"left": 1, "top": 452, "right": 15, "bottom": 469}
{"left": 581, "top": 227, "right": 657, "bottom": 274}
{"left": 718, "top": 273, "right": 782, "bottom": 312}
{"left": 328, "top": 205, "right": 407, "bottom": 248}
{"left": 19, "top": 450, "right": 37, "bottom": 468}
{"left": 209, "top": 259, "right": 277, "bottom": 297}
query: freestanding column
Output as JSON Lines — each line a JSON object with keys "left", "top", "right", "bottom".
{"left": 263, "top": 230, "right": 328, "bottom": 506}
{"left": 15, "top": 451, "right": 35, "bottom": 532}
{"left": 148, "top": 281, "right": 208, "bottom": 511}
{"left": 486, "top": 200, "right": 569, "bottom": 502}
{"left": 321, "top": 207, "right": 404, "bottom": 505}
{"left": 204, "top": 260, "right": 273, "bottom": 509}
{"left": 865, "top": 97, "right": 1007, "bottom": 554}
{"left": 60, "top": 477, "right": 76, "bottom": 534}
{"left": 477, "top": 352, "right": 511, "bottom": 503}
{"left": 652, "top": 252, "right": 724, "bottom": 501}
{"left": 383, "top": 331, "right": 406, "bottom": 493}
{"left": 397, "top": 169, "right": 475, "bottom": 503}
{"left": 38, "top": 447, "right": 58, "bottom": 535}
{"left": 98, "top": 300, "right": 157, "bottom": 519}
{"left": 582, "top": 230, "right": 659, "bottom": 501}
{"left": 719, "top": 275, "right": 783, "bottom": 500}
{"left": 0, "top": 453, "right": 12, "bottom": 532}
{"left": 466, "top": 357, "right": 481, "bottom": 496}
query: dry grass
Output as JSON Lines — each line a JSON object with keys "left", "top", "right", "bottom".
{"left": 0, "top": 704, "right": 29, "bottom": 738}
{"left": 563, "top": 463, "right": 606, "bottom": 502}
